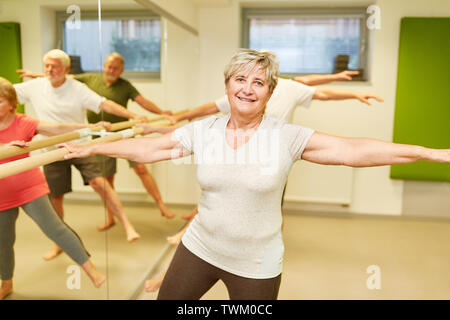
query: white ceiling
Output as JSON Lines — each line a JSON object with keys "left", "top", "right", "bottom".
{"left": 191, "top": 0, "right": 376, "bottom": 9}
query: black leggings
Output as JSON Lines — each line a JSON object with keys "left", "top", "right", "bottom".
{"left": 157, "top": 242, "right": 281, "bottom": 300}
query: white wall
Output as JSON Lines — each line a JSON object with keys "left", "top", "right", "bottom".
{"left": 195, "top": 0, "right": 450, "bottom": 215}
{"left": 68, "top": 2, "right": 202, "bottom": 204}
{"left": 349, "top": 0, "right": 450, "bottom": 215}
{"left": 2, "top": 0, "right": 449, "bottom": 215}
{"left": 150, "top": 0, "right": 199, "bottom": 30}
{"left": 0, "top": 0, "right": 201, "bottom": 205}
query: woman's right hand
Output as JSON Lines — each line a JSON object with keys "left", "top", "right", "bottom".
{"left": 136, "top": 123, "right": 157, "bottom": 135}
{"left": 61, "top": 143, "right": 93, "bottom": 160}
{"left": 7, "top": 140, "right": 29, "bottom": 147}
{"left": 165, "top": 115, "right": 180, "bottom": 125}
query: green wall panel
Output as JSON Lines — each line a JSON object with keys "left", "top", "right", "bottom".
{"left": 0, "top": 22, "right": 24, "bottom": 113}
{"left": 391, "top": 17, "right": 450, "bottom": 182}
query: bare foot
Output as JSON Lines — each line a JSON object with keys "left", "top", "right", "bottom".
{"left": 43, "top": 245, "right": 63, "bottom": 261}
{"left": 181, "top": 208, "right": 197, "bottom": 220}
{"left": 81, "top": 261, "right": 106, "bottom": 289}
{"left": 157, "top": 203, "right": 176, "bottom": 219}
{"left": 167, "top": 232, "right": 183, "bottom": 246}
{"left": 93, "top": 273, "right": 107, "bottom": 288}
{"left": 0, "top": 280, "right": 13, "bottom": 300}
{"left": 97, "top": 220, "right": 116, "bottom": 232}
{"left": 127, "top": 230, "right": 141, "bottom": 243}
{"left": 145, "top": 271, "right": 166, "bottom": 292}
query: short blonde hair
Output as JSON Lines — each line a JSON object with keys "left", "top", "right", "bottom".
{"left": 105, "top": 52, "right": 125, "bottom": 66}
{"left": 43, "top": 49, "right": 71, "bottom": 68}
{"left": 224, "top": 49, "right": 279, "bottom": 92}
{"left": 0, "top": 77, "right": 18, "bottom": 112}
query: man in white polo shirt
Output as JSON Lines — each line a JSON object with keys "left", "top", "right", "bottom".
{"left": 14, "top": 49, "right": 142, "bottom": 260}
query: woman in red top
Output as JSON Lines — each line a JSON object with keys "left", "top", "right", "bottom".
{"left": 0, "top": 77, "right": 106, "bottom": 299}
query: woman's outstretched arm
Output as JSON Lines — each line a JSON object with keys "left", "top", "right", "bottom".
{"left": 63, "top": 131, "right": 190, "bottom": 164}
{"left": 301, "top": 132, "right": 450, "bottom": 167}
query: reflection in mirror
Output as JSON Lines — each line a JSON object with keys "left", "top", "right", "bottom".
{"left": 79, "top": 0, "right": 195, "bottom": 299}
{"left": 92, "top": 0, "right": 198, "bottom": 299}
{"left": 0, "top": 0, "right": 110, "bottom": 300}
{"left": 0, "top": 0, "right": 189, "bottom": 300}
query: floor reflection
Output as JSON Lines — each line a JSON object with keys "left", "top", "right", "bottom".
{"left": 10, "top": 200, "right": 186, "bottom": 300}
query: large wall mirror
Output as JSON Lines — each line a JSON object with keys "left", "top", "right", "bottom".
{"left": 0, "top": 0, "right": 197, "bottom": 300}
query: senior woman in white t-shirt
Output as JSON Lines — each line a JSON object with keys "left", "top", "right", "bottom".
{"left": 62, "top": 49, "right": 450, "bottom": 300}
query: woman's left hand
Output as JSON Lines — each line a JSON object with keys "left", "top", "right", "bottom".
{"left": 429, "top": 148, "right": 450, "bottom": 163}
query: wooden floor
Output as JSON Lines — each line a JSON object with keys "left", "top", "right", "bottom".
{"left": 5, "top": 201, "right": 186, "bottom": 300}
{"left": 139, "top": 213, "right": 450, "bottom": 300}
{"left": 4, "top": 201, "right": 450, "bottom": 300}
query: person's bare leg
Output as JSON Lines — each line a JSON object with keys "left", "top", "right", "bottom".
{"left": 148, "top": 214, "right": 198, "bottom": 292}
{"left": 181, "top": 207, "right": 198, "bottom": 220}
{"left": 97, "top": 175, "right": 116, "bottom": 231}
{"left": 42, "top": 195, "right": 64, "bottom": 260}
{"left": 167, "top": 215, "right": 195, "bottom": 246}
{"left": 133, "top": 164, "right": 176, "bottom": 219}
{"left": 81, "top": 260, "right": 106, "bottom": 288}
{"left": 145, "top": 270, "right": 166, "bottom": 292}
{"left": 89, "top": 177, "right": 140, "bottom": 242}
{"left": 0, "top": 280, "right": 13, "bottom": 300}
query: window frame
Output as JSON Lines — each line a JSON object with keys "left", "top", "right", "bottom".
{"left": 241, "top": 7, "right": 370, "bottom": 81}
{"left": 56, "top": 10, "right": 162, "bottom": 80}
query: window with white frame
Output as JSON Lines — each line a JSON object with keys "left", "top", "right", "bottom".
{"left": 242, "top": 7, "right": 369, "bottom": 80}
{"left": 56, "top": 10, "right": 161, "bottom": 78}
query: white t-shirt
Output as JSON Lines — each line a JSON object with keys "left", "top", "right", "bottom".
{"left": 173, "top": 115, "right": 314, "bottom": 279}
{"left": 14, "top": 77, "right": 105, "bottom": 124}
{"left": 215, "top": 77, "right": 316, "bottom": 123}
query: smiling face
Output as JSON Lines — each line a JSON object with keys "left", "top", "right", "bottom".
{"left": 225, "top": 65, "right": 273, "bottom": 119}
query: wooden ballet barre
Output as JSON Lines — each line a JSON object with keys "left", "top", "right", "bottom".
{"left": 0, "top": 109, "right": 189, "bottom": 160}
{"left": 109, "top": 109, "right": 189, "bottom": 131}
{"left": 0, "top": 127, "right": 148, "bottom": 180}
{"left": 0, "top": 125, "right": 105, "bottom": 161}
{"left": 0, "top": 119, "right": 182, "bottom": 180}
